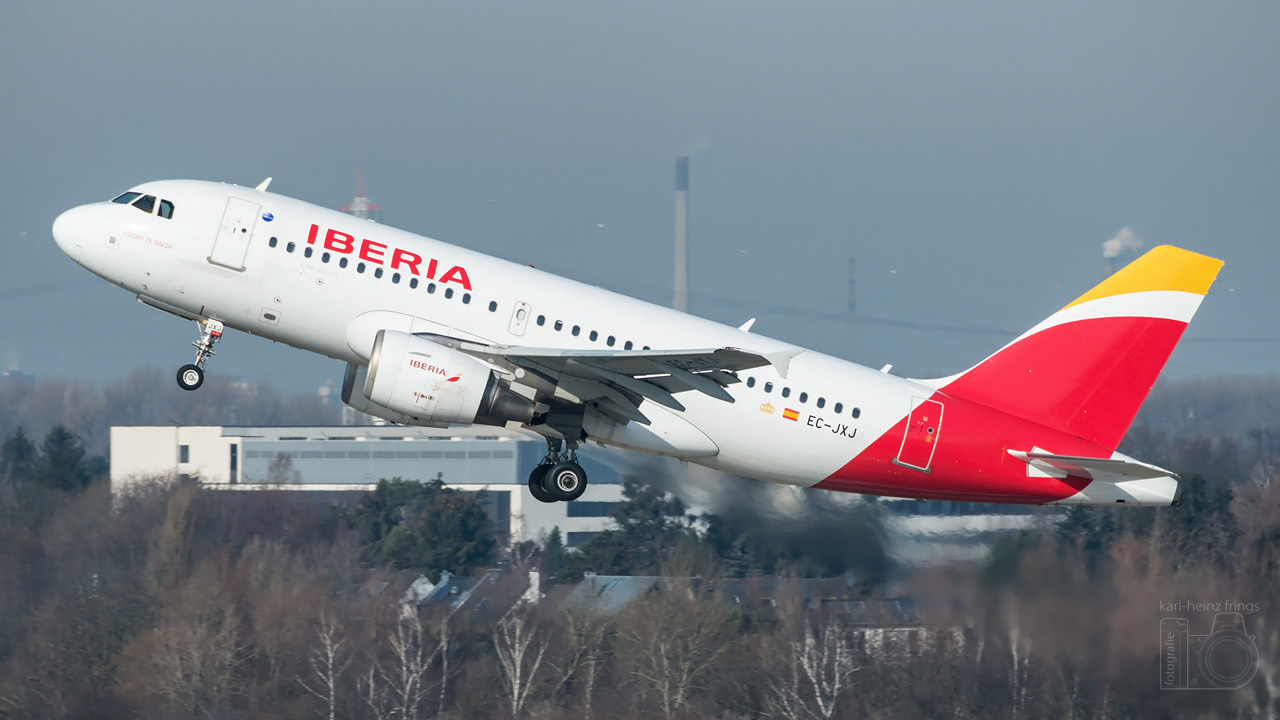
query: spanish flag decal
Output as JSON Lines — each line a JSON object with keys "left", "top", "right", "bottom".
{"left": 782, "top": 408, "right": 799, "bottom": 421}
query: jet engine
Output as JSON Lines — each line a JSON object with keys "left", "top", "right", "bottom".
{"left": 343, "top": 330, "right": 535, "bottom": 427}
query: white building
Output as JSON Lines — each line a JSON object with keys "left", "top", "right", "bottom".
{"left": 109, "top": 425, "right": 625, "bottom": 546}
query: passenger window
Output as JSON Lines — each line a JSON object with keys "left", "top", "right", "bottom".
{"left": 444, "top": 288, "right": 454, "bottom": 299}
{"left": 392, "top": 273, "right": 400, "bottom": 284}
{"left": 268, "top": 237, "right": 278, "bottom": 248}
{"left": 607, "top": 336, "right": 615, "bottom": 347}
{"left": 463, "top": 293, "right": 471, "bottom": 304}
{"left": 158, "top": 199, "right": 174, "bottom": 219}
{"left": 572, "top": 325, "right": 581, "bottom": 336}
{"left": 489, "top": 301, "right": 498, "bottom": 312}
{"left": 428, "top": 283, "right": 436, "bottom": 293}
{"left": 781, "top": 387, "right": 790, "bottom": 398}
{"left": 286, "top": 242, "right": 296, "bottom": 253}
{"left": 554, "top": 320, "right": 563, "bottom": 331}
{"left": 764, "top": 382, "right": 773, "bottom": 393}
{"left": 537, "top": 315, "right": 546, "bottom": 326}
{"left": 133, "top": 195, "right": 156, "bottom": 213}
{"left": 746, "top": 377, "right": 756, "bottom": 388}
{"left": 112, "top": 192, "right": 141, "bottom": 204}
{"left": 589, "top": 330, "right": 598, "bottom": 341}
{"left": 322, "top": 252, "right": 330, "bottom": 263}
{"left": 339, "top": 257, "right": 348, "bottom": 268}
{"left": 304, "top": 247, "right": 313, "bottom": 258}
{"left": 799, "top": 392, "right": 808, "bottom": 403}
{"left": 624, "top": 341, "right": 633, "bottom": 350}
{"left": 410, "top": 278, "right": 419, "bottom": 288}
{"left": 834, "top": 402, "right": 843, "bottom": 414}
{"left": 357, "top": 262, "right": 365, "bottom": 273}
{"left": 375, "top": 267, "right": 383, "bottom": 278}
{"left": 851, "top": 407, "right": 861, "bottom": 419}
{"left": 817, "top": 397, "right": 825, "bottom": 409}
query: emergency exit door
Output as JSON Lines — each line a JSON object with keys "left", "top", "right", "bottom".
{"left": 208, "top": 197, "right": 260, "bottom": 271}
{"left": 895, "top": 398, "right": 944, "bottom": 471}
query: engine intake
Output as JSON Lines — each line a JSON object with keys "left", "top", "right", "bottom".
{"left": 346, "top": 330, "right": 534, "bottom": 427}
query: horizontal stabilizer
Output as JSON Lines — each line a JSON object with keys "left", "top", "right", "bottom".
{"left": 1008, "top": 449, "right": 1175, "bottom": 482}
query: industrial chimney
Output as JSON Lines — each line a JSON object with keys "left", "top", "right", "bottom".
{"left": 340, "top": 167, "right": 383, "bottom": 222}
{"left": 673, "top": 156, "right": 689, "bottom": 312}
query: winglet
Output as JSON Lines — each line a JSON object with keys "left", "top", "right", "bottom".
{"left": 255, "top": 177, "right": 273, "bottom": 192}
{"left": 738, "top": 318, "right": 756, "bottom": 332}
{"left": 765, "top": 349, "right": 804, "bottom": 379}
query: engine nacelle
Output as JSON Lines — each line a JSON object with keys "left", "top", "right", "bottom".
{"left": 341, "top": 363, "right": 447, "bottom": 427}
{"left": 354, "top": 330, "right": 535, "bottom": 426}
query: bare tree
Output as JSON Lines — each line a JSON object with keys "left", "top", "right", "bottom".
{"left": 621, "top": 590, "right": 729, "bottom": 720}
{"left": 267, "top": 452, "right": 302, "bottom": 485}
{"left": 494, "top": 606, "right": 548, "bottom": 719}
{"left": 768, "top": 619, "right": 859, "bottom": 720}
{"left": 368, "top": 611, "right": 439, "bottom": 720}
{"left": 436, "top": 613, "right": 454, "bottom": 718}
{"left": 297, "top": 612, "right": 351, "bottom": 720}
{"left": 548, "top": 603, "right": 611, "bottom": 719}
{"left": 119, "top": 604, "right": 256, "bottom": 718}
{"left": 359, "top": 665, "right": 393, "bottom": 720}
{"left": 1007, "top": 623, "right": 1033, "bottom": 720}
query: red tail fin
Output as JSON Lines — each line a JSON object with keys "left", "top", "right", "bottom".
{"left": 931, "top": 246, "right": 1223, "bottom": 450}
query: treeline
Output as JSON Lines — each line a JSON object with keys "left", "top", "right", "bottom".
{"left": 2, "top": 420, "right": 1279, "bottom": 718}
{"left": 1136, "top": 374, "right": 1280, "bottom": 441}
{"left": 0, "top": 368, "right": 343, "bottom": 455}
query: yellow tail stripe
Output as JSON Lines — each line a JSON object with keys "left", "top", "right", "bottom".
{"left": 1062, "top": 245, "right": 1224, "bottom": 311}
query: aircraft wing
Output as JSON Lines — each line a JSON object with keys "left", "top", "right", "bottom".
{"left": 420, "top": 334, "right": 798, "bottom": 425}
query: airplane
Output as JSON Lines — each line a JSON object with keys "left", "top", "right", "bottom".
{"left": 51, "top": 179, "right": 1223, "bottom": 507}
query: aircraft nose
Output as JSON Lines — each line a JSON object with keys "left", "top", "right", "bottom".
{"left": 52, "top": 205, "right": 90, "bottom": 260}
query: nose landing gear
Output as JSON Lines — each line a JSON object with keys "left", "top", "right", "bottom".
{"left": 176, "top": 319, "right": 224, "bottom": 391}
{"left": 527, "top": 437, "right": 588, "bottom": 503}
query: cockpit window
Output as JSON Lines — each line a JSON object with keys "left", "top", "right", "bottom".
{"left": 112, "top": 192, "right": 141, "bottom": 204}
{"left": 158, "top": 199, "right": 175, "bottom": 219}
{"left": 133, "top": 195, "right": 156, "bottom": 213}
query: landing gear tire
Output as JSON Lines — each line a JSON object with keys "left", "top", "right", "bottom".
{"left": 528, "top": 465, "right": 557, "bottom": 504}
{"left": 177, "top": 364, "right": 204, "bottom": 391}
{"left": 541, "top": 461, "right": 588, "bottom": 502}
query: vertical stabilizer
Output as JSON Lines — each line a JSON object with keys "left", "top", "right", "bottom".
{"left": 930, "top": 246, "right": 1223, "bottom": 449}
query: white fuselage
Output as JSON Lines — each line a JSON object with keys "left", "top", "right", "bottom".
{"left": 53, "top": 180, "right": 915, "bottom": 488}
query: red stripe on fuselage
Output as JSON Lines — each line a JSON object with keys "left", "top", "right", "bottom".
{"left": 817, "top": 393, "right": 1098, "bottom": 503}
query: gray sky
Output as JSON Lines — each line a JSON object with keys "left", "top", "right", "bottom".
{"left": 3, "top": 1, "right": 1277, "bottom": 392}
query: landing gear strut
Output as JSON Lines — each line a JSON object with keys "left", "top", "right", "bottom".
{"left": 177, "top": 319, "right": 224, "bottom": 392}
{"left": 528, "top": 437, "right": 588, "bottom": 503}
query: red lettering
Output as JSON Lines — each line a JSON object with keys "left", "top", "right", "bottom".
{"left": 425, "top": 258, "right": 438, "bottom": 280}
{"left": 439, "top": 265, "right": 472, "bottom": 290}
{"left": 324, "top": 229, "right": 354, "bottom": 253}
{"left": 391, "top": 248, "right": 422, "bottom": 275}
{"left": 409, "top": 359, "right": 445, "bottom": 376}
{"left": 359, "top": 239, "right": 387, "bottom": 264}
{"left": 306, "top": 223, "right": 319, "bottom": 245}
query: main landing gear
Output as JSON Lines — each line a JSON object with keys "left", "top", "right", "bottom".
{"left": 176, "top": 319, "right": 224, "bottom": 392}
{"left": 528, "top": 437, "right": 588, "bottom": 503}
